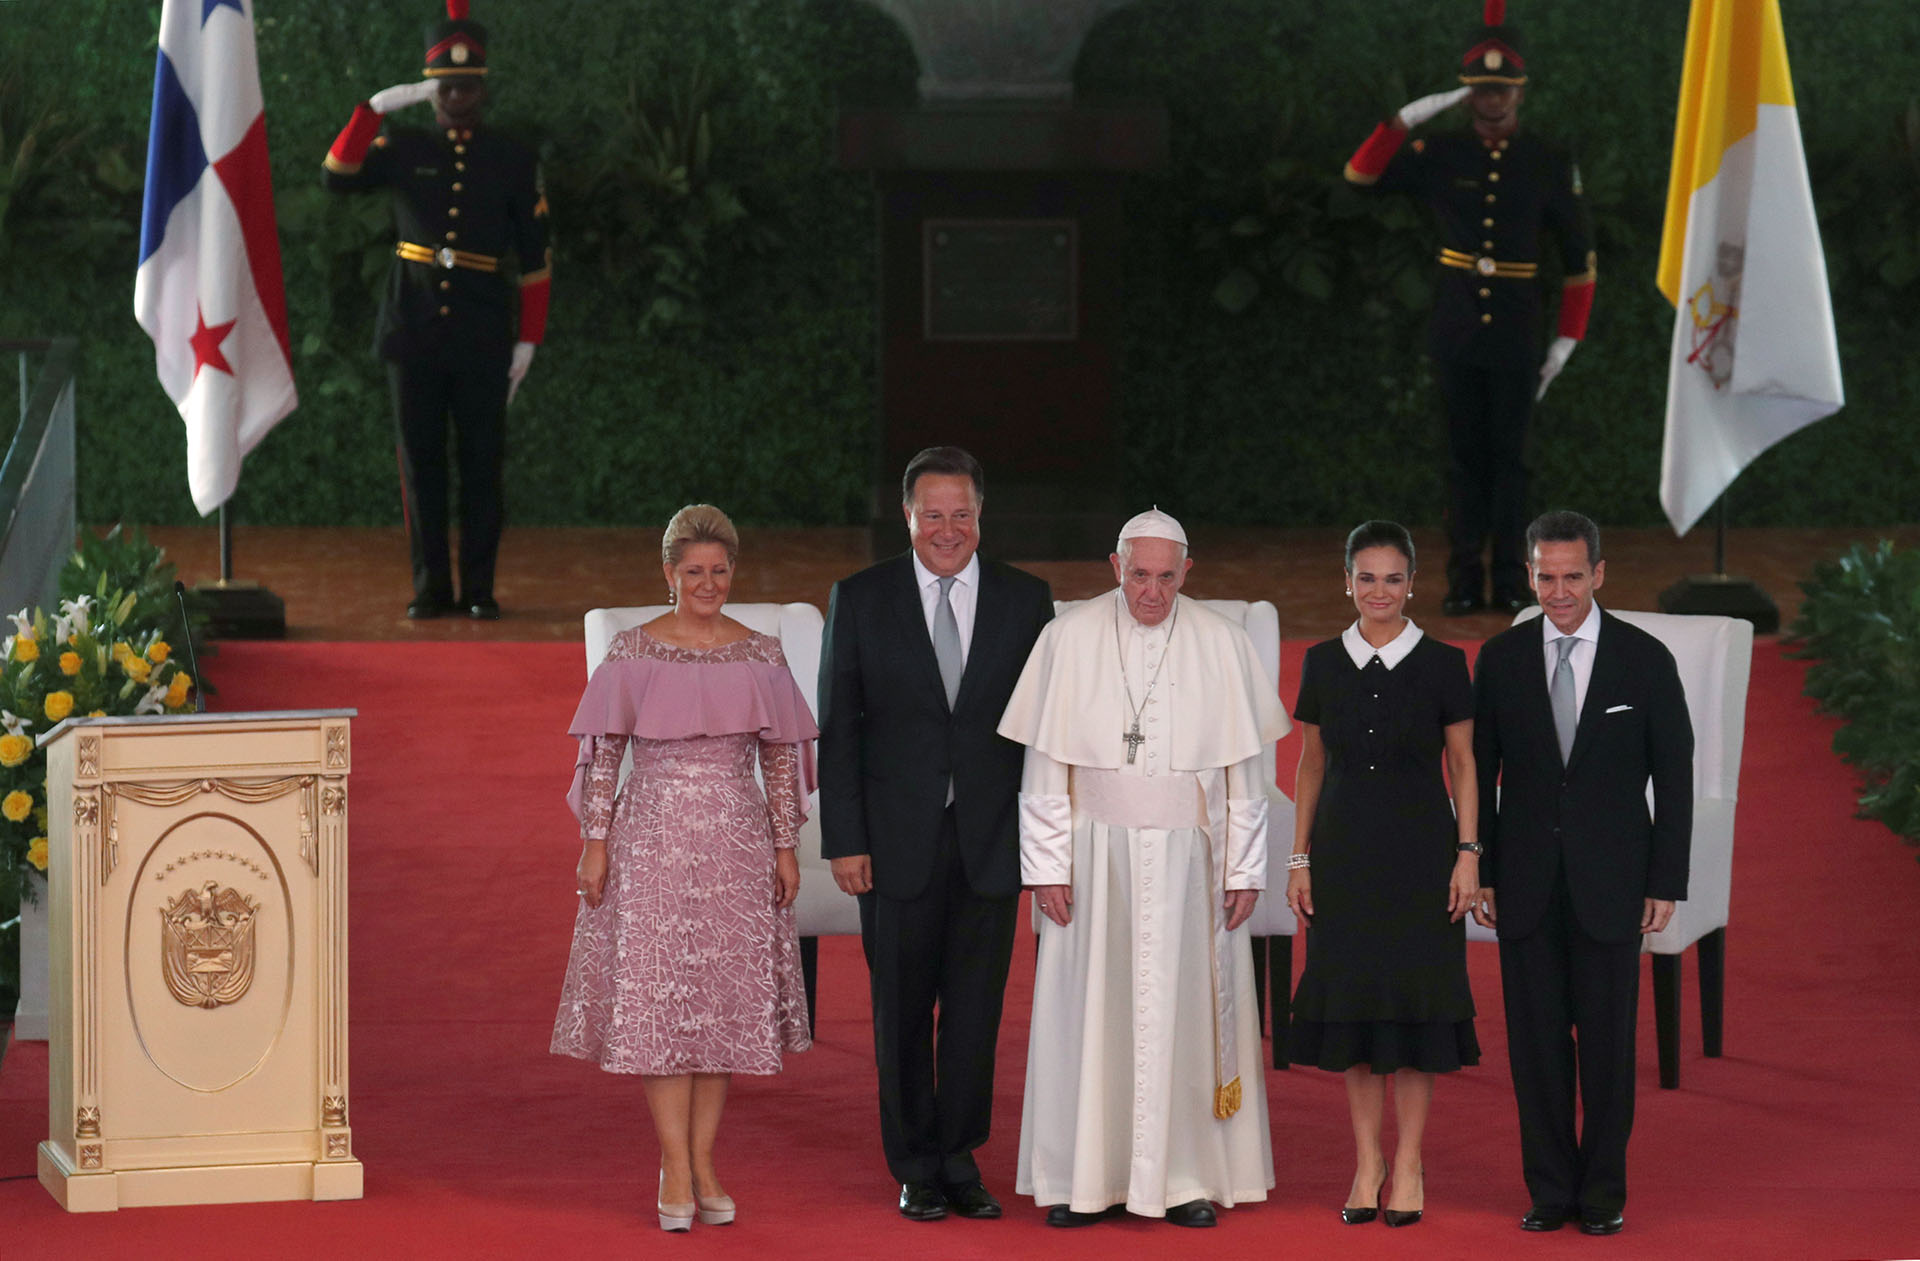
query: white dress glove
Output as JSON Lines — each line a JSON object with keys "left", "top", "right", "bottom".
{"left": 507, "top": 341, "right": 536, "bottom": 404}
{"left": 1536, "top": 336, "right": 1577, "bottom": 400}
{"left": 369, "top": 79, "right": 439, "bottom": 115}
{"left": 1395, "top": 86, "right": 1471, "bottom": 130}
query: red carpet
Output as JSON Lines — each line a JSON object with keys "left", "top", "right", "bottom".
{"left": 3, "top": 639, "right": 1919, "bottom": 1259}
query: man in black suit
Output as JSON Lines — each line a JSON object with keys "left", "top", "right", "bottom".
{"left": 1471, "top": 510, "right": 1692, "bottom": 1237}
{"left": 817, "top": 446, "right": 1054, "bottom": 1222}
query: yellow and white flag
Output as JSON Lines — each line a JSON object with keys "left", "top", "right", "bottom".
{"left": 1656, "top": 0, "right": 1842, "bottom": 536}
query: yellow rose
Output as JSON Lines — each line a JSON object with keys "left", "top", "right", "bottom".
{"left": 26, "top": 836, "right": 48, "bottom": 871}
{"left": 89, "top": 709, "right": 106, "bottom": 717}
{"left": 44, "top": 691, "right": 75, "bottom": 723}
{"left": 147, "top": 640, "right": 171, "bottom": 664}
{"left": 0, "top": 732, "right": 30, "bottom": 767}
{"left": 167, "top": 672, "right": 193, "bottom": 705}
{"left": 13, "top": 635, "right": 38, "bottom": 663}
{"left": 124, "top": 656, "right": 152, "bottom": 683}
{"left": 2, "top": 789, "right": 32, "bottom": 823}
{"left": 111, "top": 641, "right": 132, "bottom": 662}
{"left": 59, "top": 650, "right": 82, "bottom": 676}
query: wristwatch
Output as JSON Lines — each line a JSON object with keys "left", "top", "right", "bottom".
{"left": 1456, "top": 841, "right": 1485, "bottom": 855}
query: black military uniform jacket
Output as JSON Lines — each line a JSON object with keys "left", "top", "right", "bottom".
{"left": 324, "top": 124, "right": 547, "bottom": 361}
{"left": 1372, "top": 131, "right": 1593, "bottom": 370}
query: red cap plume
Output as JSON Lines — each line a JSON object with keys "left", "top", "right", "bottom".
{"left": 447, "top": 0, "right": 470, "bottom": 19}
{"left": 1484, "top": 0, "right": 1506, "bottom": 24}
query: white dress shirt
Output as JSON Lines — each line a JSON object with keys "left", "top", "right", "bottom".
{"left": 911, "top": 550, "right": 979, "bottom": 666}
{"left": 1540, "top": 600, "right": 1602, "bottom": 718}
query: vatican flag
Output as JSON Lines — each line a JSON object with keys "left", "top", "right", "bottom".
{"left": 1655, "top": 0, "right": 1843, "bottom": 536}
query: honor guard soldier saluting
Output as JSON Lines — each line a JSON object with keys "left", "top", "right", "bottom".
{"left": 323, "top": 0, "right": 550, "bottom": 620}
{"left": 1343, "top": 1, "right": 1593, "bottom": 617}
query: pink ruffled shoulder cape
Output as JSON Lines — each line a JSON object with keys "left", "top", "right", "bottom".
{"left": 564, "top": 653, "right": 820, "bottom": 819}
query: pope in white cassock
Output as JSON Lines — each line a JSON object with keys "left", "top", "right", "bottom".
{"left": 997, "top": 509, "right": 1290, "bottom": 1229}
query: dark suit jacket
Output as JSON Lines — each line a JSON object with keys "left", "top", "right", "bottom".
{"left": 817, "top": 554, "right": 1053, "bottom": 901}
{"left": 1473, "top": 610, "right": 1694, "bottom": 943}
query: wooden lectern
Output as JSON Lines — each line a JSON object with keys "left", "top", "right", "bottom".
{"left": 36, "top": 710, "right": 363, "bottom": 1211}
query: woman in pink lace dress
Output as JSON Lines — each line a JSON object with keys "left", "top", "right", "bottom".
{"left": 552, "top": 504, "right": 815, "bottom": 1232}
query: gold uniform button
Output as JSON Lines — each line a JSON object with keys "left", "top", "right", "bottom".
{"left": 1483, "top": 240, "right": 1495, "bottom": 250}
{"left": 452, "top": 182, "right": 464, "bottom": 192}
{"left": 1481, "top": 313, "right": 1493, "bottom": 324}
{"left": 454, "top": 144, "right": 467, "bottom": 155}
{"left": 1483, "top": 217, "right": 1494, "bottom": 227}
{"left": 1489, "top": 171, "right": 1501, "bottom": 182}
{"left": 445, "top": 129, "right": 457, "bottom": 141}
{"left": 438, "top": 305, "right": 450, "bottom": 316}
{"left": 438, "top": 280, "right": 451, "bottom": 291}
{"left": 455, "top": 161, "right": 467, "bottom": 172}
{"left": 448, "top": 207, "right": 460, "bottom": 218}
{"left": 1485, "top": 193, "right": 1497, "bottom": 204}
{"left": 1490, "top": 149, "right": 1503, "bottom": 161}
{"left": 445, "top": 231, "right": 458, "bottom": 241}
{"left": 1479, "top": 287, "right": 1491, "bottom": 298}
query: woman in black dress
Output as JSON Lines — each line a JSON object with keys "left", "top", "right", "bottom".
{"left": 1285, "top": 521, "right": 1481, "bottom": 1228}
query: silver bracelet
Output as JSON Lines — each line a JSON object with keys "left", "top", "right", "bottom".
{"left": 1286, "top": 853, "right": 1310, "bottom": 870}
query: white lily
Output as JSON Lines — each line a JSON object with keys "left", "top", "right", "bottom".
{"left": 52, "top": 614, "right": 72, "bottom": 645}
{"left": 134, "top": 682, "right": 172, "bottom": 716}
{"left": 6, "top": 608, "right": 31, "bottom": 637}
{"left": 1, "top": 709, "right": 34, "bottom": 736}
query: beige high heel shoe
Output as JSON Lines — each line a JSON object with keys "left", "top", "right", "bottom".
{"left": 658, "top": 1171, "right": 695, "bottom": 1232}
{"left": 696, "top": 1191, "right": 736, "bottom": 1226}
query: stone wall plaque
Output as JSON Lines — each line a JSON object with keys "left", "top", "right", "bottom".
{"left": 924, "top": 219, "right": 1077, "bottom": 341}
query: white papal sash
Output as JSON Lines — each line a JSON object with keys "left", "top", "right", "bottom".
{"left": 1070, "top": 767, "right": 1243, "bottom": 1121}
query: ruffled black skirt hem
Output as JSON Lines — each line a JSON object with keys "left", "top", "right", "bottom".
{"left": 1287, "top": 1017, "right": 1480, "bottom": 1074}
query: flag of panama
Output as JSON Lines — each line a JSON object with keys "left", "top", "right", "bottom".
{"left": 1654, "top": 0, "right": 1843, "bottom": 536}
{"left": 135, "top": 0, "right": 297, "bottom": 516}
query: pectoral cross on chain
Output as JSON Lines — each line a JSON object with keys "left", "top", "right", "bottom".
{"left": 1122, "top": 721, "right": 1147, "bottom": 764}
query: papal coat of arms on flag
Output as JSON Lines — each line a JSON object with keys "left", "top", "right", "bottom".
{"left": 1655, "top": 0, "right": 1844, "bottom": 536}
{"left": 161, "top": 880, "right": 260, "bottom": 1009}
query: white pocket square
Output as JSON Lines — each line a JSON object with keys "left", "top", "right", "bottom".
{"left": 1605, "top": 704, "right": 1633, "bottom": 714}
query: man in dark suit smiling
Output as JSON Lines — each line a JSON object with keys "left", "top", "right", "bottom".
{"left": 817, "top": 446, "right": 1053, "bottom": 1222}
{"left": 1470, "top": 510, "right": 1692, "bottom": 1237}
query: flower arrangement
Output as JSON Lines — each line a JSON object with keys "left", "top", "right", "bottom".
{"left": 0, "top": 596, "right": 198, "bottom": 907}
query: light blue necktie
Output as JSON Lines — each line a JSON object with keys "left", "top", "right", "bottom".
{"left": 1551, "top": 635, "right": 1579, "bottom": 762}
{"left": 933, "top": 575, "right": 962, "bottom": 707}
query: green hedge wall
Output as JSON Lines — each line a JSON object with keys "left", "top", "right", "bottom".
{"left": 1, "top": 1, "right": 1915, "bottom": 530}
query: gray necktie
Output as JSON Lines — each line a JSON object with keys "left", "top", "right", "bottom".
{"left": 933, "top": 575, "right": 962, "bottom": 707}
{"left": 1551, "top": 635, "right": 1579, "bottom": 762}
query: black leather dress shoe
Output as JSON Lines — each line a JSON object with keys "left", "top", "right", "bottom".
{"left": 1165, "top": 1199, "right": 1217, "bottom": 1228}
{"left": 1045, "top": 1205, "right": 1112, "bottom": 1228}
{"left": 898, "top": 1182, "right": 947, "bottom": 1221}
{"left": 1580, "top": 1210, "right": 1625, "bottom": 1236}
{"left": 466, "top": 597, "right": 501, "bottom": 621}
{"left": 407, "top": 597, "right": 452, "bottom": 620}
{"left": 942, "top": 1180, "right": 1001, "bottom": 1219}
{"left": 1520, "top": 1205, "right": 1574, "bottom": 1231}
{"left": 1441, "top": 592, "right": 1486, "bottom": 617}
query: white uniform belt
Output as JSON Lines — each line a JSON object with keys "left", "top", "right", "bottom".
{"left": 1070, "top": 767, "right": 1204, "bottom": 831}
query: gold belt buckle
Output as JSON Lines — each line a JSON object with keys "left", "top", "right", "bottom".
{"left": 1475, "top": 255, "right": 1497, "bottom": 277}
{"left": 437, "top": 246, "right": 457, "bottom": 270}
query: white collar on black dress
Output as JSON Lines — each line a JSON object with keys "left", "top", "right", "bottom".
{"left": 1341, "top": 618, "right": 1423, "bottom": 671}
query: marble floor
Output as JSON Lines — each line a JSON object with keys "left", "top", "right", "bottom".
{"left": 138, "top": 522, "right": 1916, "bottom": 644}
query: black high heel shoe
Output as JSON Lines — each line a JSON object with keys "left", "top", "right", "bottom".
{"left": 1382, "top": 1168, "right": 1424, "bottom": 1227}
{"left": 1341, "top": 1168, "right": 1388, "bottom": 1225}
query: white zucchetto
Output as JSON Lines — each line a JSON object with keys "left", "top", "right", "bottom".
{"left": 1116, "top": 506, "right": 1188, "bottom": 550}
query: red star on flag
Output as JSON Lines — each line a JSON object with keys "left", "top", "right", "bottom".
{"left": 189, "top": 307, "right": 237, "bottom": 379}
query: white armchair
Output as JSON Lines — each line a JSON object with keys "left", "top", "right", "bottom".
{"left": 1506, "top": 607, "right": 1754, "bottom": 1088}
{"left": 1043, "top": 598, "right": 1300, "bottom": 1067}
{"left": 582, "top": 603, "right": 859, "bottom": 1037}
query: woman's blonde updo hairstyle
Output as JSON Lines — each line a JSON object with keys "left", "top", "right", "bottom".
{"left": 662, "top": 504, "right": 740, "bottom": 567}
